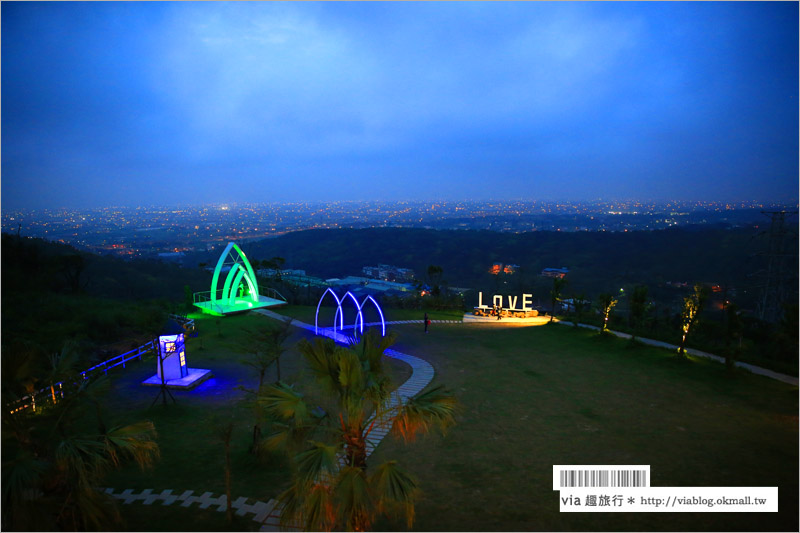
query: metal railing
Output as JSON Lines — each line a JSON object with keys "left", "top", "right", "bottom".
{"left": 194, "top": 287, "right": 287, "bottom": 307}
{"left": 169, "top": 313, "right": 196, "bottom": 334}
{"left": 260, "top": 286, "right": 287, "bottom": 302}
{"left": 7, "top": 339, "right": 157, "bottom": 415}
{"left": 8, "top": 314, "right": 199, "bottom": 415}
{"left": 192, "top": 291, "right": 226, "bottom": 314}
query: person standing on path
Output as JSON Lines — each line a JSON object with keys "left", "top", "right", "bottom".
{"left": 424, "top": 312, "right": 429, "bottom": 333}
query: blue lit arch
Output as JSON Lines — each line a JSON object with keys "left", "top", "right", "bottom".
{"left": 315, "top": 289, "right": 386, "bottom": 337}
{"left": 336, "top": 291, "right": 363, "bottom": 337}
{"left": 359, "top": 294, "right": 386, "bottom": 337}
{"left": 315, "top": 288, "right": 342, "bottom": 335}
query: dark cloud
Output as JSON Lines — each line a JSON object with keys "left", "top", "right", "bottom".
{"left": 2, "top": 1, "right": 797, "bottom": 208}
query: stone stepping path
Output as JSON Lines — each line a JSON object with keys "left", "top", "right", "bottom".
{"left": 101, "top": 488, "right": 285, "bottom": 528}
{"left": 107, "top": 310, "right": 437, "bottom": 531}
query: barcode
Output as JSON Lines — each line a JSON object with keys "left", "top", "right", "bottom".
{"left": 559, "top": 469, "right": 648, "bottom": 488}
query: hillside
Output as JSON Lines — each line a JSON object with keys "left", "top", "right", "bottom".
{"left": 1, "top": 234, "right": 212, "bottom": 356}
{"left": 217, "top": 226, "right": 769, "bottom": 304}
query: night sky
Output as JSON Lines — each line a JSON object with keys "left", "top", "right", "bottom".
{"left": 2, "top": 1, "right": 798, "bottom": 209}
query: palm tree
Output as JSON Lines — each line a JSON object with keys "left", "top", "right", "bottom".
{"left": 2, "top": 362, "right": 159, "bottom": 531}
{"left": 258, "top": 331, "right": 456, "bottom": 531}
{"left": 549, "top": 277, "right": 567, "bottom": 323}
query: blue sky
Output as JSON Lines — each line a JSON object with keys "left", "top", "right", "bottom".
{"left": 2, "top": 1, "right": 797, "bottom": 209}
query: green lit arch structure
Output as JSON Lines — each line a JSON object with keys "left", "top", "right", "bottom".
{"left": 193, "top": 242, "right": 287, "bottom": 316}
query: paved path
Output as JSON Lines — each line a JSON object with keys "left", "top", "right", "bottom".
{"left": 556, "top": 321, "right": 798, "bottom": 386}
{"left": 106, "top": 310, "right": 437, "bottom": 531}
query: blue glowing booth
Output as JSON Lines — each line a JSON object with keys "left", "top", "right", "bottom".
{"left": 158, "top": 321, "right": 188, "bottom": 380}
{"left": 142, "top": 320, "right": 213, "bottom": 391}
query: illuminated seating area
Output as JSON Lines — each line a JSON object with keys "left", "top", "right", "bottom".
{"left": 506, "top": 308, "right": 539, "bottom": 318}
{"left": 473, "top": 305, "right": 492, "bottom": 316}
{"left": 473, "top": 306, "right": 539, "bottom": 319}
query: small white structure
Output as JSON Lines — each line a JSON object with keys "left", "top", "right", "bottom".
{"left": 157, "top": 332, "right": 188, "bottom": 381}
{"left": 142, "top": 320, "right": 212, "bottom": 391}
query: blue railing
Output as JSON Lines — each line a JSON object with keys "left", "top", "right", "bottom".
{"left": 8, "top": 312, "right": 205, "bottom": 415}
{"left": 8, "top": 339, "right": 157, "bottom": 415}
{"left": 8, "top": 314, "right": 199, "bottom": 415}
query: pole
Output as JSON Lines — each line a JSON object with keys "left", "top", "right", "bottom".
{"left": 159, "top": 348, "right": 167, "bottom": 406}
{"left": 150, "top": 338, "right": 177, "bottom": 408}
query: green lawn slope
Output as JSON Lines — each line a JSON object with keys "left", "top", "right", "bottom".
{"left": 102, "top": 312, "right": 797, "bottom": 532}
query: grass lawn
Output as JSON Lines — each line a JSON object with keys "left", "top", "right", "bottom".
{"left": 100, "top": 311, "right": 797, "bottom": 532}
{"left": 112, "top": 502, "right": 256, "bottom": 531}
{"left": 370, "top": 321, "right": 798, "bottom": 532}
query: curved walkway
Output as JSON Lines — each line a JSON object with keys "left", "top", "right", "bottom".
{"left": 556, "top": 321, "right": 798, "bottom": 386}
{"left": 106, "top": 310, "right": 437, "bottom": 531}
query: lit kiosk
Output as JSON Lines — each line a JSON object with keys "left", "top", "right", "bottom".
{"left": 143, "top": 320, "right": 212, "bottom": 400}
{"left": 193, "top": 242, "right": 287, "bottom": 316}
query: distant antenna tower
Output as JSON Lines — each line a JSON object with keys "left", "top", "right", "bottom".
{"left": 755, "top": 210, "right": 798, "bottom": 322}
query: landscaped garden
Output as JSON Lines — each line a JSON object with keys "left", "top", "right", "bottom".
{"left": 99, "top": 310, "right": 796, "bottom": 531}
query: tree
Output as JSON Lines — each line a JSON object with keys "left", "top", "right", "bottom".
{"left": 628, "top": 285, "right": 649, "bottom": 341}
{"left": 571, "top": 292, "right": 588, "bottom": 327}
{"left": 238, "top": 319, "right": 294, "bottom": 451}
{"left": 239, "top": 319, "right": 294, "bottom": 386}
{"left": 259, "top": 331, "right": 456, "bottom": 531}
{"left": 597, "top": 293, "right": 618, "bottom": 332}
{"left": 427, "top": 265, "right": 443, "bottom": 297}
{"left": 214, "top": 421, "right": 235, "bottom": 524}
{"left": 2, "top": 352, "right": 159, "bottom": 531}
{"left": 268, "top": 320, "right": 293, "bottom": 383}
{"left": 44, "top": 341, "right": 82, "bottom": 407}
{"left": 772, "top": 302, "right": 799, "bottom": 364}
{"left": 57, "top": 253, "right": 87, "bottom": 293}
{"left": 724, "top": 303, "right": 742, "bottom": 372}
{"left": 184, "top": 284, "right": 194, "bottom": 312}
{"left": 549, "top": 277, "right": 567, "bottom": 323}
{"left": 263, "top": 257, "right": 286, "bottom": 281}
{"left": 678, "top": 284, "right": 710, "bottom": 357}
